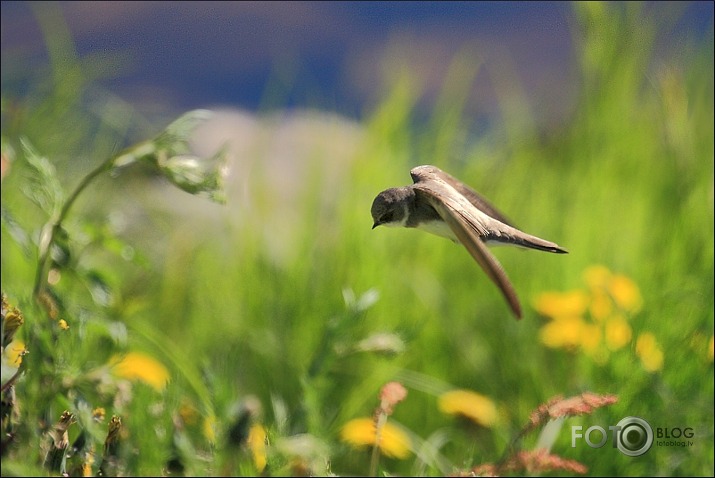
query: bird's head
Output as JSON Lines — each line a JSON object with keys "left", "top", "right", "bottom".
{"left": 371, "top": 187, "right": 412, "bottom": 229}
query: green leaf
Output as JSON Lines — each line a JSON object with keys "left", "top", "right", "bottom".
{"left": 112, "top": 110, "right": 228, "bottom": 204}
{"left": 19, "top": 138, "right": 64, "bottom": 216}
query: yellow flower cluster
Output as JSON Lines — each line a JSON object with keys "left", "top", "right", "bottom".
{"left": 340, "top": 418, "right": 411, "bottom": 459}
{"left": 340, "top": 388, "right": 498, "bottom": 460}
{"left": 247, "top": 424, "right": 268, "bottom": 472}
{"left": 536, "top": 265, "right": 662, "bottom": 371}
{"left": 4, "top": 340, "right": 26, "bottom": 366}
{"left": 437, "top": 389, "right": 498, "bottom": 427}
{"left": 636, "top": 333, "right": 664, "bottom": 372}
{"left": 110, "top": 352, "right": 170, "bottom": 391}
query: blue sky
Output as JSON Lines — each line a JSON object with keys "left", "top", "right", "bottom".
{"left": 1, "top": 1, "right": 713, "bottom": 125}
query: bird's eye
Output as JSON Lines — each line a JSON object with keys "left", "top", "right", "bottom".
{"left": 381, "top": 213, "right": 393, "bottom": 223}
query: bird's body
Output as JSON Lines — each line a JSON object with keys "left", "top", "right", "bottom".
{"left": 371, "top": 165, "right": 567, "bottom": 318}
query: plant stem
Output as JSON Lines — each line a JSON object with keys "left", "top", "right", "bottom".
{"left": 32, "top": 155, "right": 116, "bottom": 304}
{"left": 369, "top": 412, "right": 387, "bottom": 477}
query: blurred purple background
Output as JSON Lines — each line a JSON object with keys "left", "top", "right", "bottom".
{"left": 1, "top": 1, "right": 713, "bottom": 126}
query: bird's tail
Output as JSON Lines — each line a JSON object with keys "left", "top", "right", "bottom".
{"left": 484, "top": 228, "right": 568, "bottom": 254}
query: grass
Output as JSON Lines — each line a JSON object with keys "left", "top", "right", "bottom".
{"left": 1, "top": 2, "right": 713, "bottom": 476}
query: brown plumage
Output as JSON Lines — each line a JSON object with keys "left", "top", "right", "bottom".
{"left": 371, "top": 165, "right": 567, "bottom": 319}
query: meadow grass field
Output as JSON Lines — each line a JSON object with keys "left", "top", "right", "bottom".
{"left": 1, "top": 2, "right": 713, "bottom": 476}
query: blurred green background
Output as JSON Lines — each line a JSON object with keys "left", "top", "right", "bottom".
{"left": 1, "top": 2, "right": 713, "bottom": 476}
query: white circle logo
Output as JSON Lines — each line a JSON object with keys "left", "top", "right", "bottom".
{"left": 616, "top": 416, "right": 653, "bottom": 457}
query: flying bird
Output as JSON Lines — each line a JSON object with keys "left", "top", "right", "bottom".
{"left": 371, "top": 165, "right": 567, "bottom": 318}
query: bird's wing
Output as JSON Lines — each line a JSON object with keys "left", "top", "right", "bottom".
{"left": 411, "top": 165, "right": 568, "bottom": 254}
{"left": 413, "top": 178, "right": 522, "bottom": 319}
{"left": 410, "top": 165, "right": 516, "bottom": 227}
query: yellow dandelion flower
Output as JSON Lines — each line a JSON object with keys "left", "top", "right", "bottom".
{"left": 534, "top": 291, "right": 589, "bottom": 318}
{"left": 58, "top": 319, "right": 70, "bottom": 330}
{"left": 608, "top": 274, "right": 642, "bottom": 312}
{"left": 4, "top": 340, "right": 26, "bottom": 366}
{"left": 202, "top": 414, "right": 216, "bottom": 443}
{"left": 589, "top": 291, "right": 612, "bottom": 322}
{"left": 604, "top": 315, "right": 632, "bottom": 350}
{"left": 110, "top": 352, "right": 170, "bottom": 392}
{"left": 540, "top": 316, "right": 584, "bottom": 349}
{"left": 340, "top": 418, "right": 411, "bottom": 459}
{"left": 583, "top": 265, "right": 612, "bottom": 290}
{"left": 247, "top": 424, "right": 268, "bottom": 472}
{"left": 438, "top": 390, "right": 498, "bottom": 427}
{"left": 636, "top": 333, "right": 664, "bottom": 372}
{"left": 708, "top": 336, "right": 714, "bottom": 362}
{"left": 579, "top": 323, "right": 602, "bottom": 356}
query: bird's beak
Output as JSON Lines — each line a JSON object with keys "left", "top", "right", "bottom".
{"left": 372, "top": 222, "right": 380, "bottom": 230}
